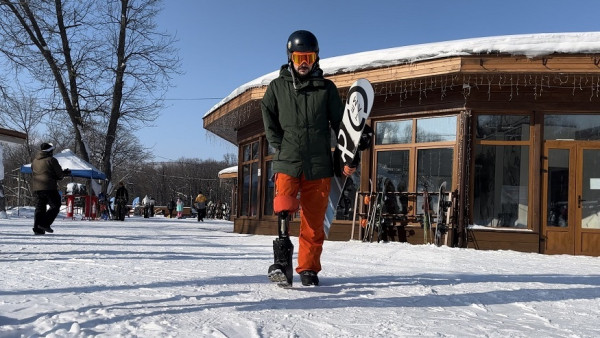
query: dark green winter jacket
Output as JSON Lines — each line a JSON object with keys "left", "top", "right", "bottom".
{"left": 261, "top": 65, "right": 343, "bottom": 180}
{"left": 31, "top": 150, "right": 64, "bottom": 192}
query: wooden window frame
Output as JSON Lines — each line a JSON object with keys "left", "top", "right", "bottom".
{"left": 372, "top": 115, "right": 458, "bottom": 223}
{"left": 471, "top": 112, "right": 535, "bottom": 229}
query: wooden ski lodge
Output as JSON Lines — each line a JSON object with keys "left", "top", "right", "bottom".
{"left": 203, "top": 32, "right": 600, "bottom": 256}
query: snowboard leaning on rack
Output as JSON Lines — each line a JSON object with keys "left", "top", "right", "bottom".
{"left": 324, "top": 78, "right": 374, "bottom": 237}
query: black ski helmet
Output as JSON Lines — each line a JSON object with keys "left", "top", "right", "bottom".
{"left": 287, "top": 30, "right": 319, "bottom": 61}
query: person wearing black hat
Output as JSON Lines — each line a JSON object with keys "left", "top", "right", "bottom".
{"left": 261, "top": 30, "right": 354, "bottom": 287}
{"left": 31, "top": 142, "right": 71, "bottom": 235}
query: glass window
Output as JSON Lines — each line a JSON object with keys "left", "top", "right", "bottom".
{"left": 241, "top": 140, "right": 260, "bottom": 217}
{"left": 376, "top": 150, "right": 410, "bottom": 192}
{"left": 416, "top": 148, "right": 454, "bottom": 213}
{"left": 250, "top": 162, "right": 258, "bottom": 216}
{"left": 372, "top": 115, "right": 457, "bottom": 220}
{"left": 375, "top": 120, "right": 412, "bottom": 145}
{"left": 546, "top": 149, "right": 569, "bottom": 227}
{"left": 243, "top": 144, "right": 251, "bottom": 162}
{"left": 473, "top": 145, "right": 529, "bottom": 228}
{"left": 252, "top": 142, "right": 259, "bottom": 160}
{"left": 264, "top": 161, "right": 274, "bottom": 216}
{"left": 581, "top": 149, "right": 600, "bottom": 229}
{"left": 241, "top": 164, "right": 250, "bottom": 216}
{"left": 544, "top": 114, "right": 600, "bottom": 140}
{"left": 477, "top": 115, "right": 530, "bottom": 141}
{"left": 376, "top": 150, "right": 410, "bottom": 215}
{"left": 416, "top": 116, "right": 457, "bottom": 142}
{"left": 416, "top": 148, "right": 454, "bottom": 190}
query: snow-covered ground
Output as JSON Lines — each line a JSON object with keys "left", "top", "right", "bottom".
{"left": 1, "top": 207, "right": 599, "bottom": 337}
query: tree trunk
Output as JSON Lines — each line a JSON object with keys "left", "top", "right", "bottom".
{"left": 101, "top": 0, "right": 129, "bottom": 187}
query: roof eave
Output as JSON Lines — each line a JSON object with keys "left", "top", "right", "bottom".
{"left": 0, "top": 128, "right": 27, "bottom": 145}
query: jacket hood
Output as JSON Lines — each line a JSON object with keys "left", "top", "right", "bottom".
{"left": 34, "top": 150, "right": 53, "bottom": 160}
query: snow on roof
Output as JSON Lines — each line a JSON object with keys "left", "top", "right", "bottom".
{"left": 205, "top": 32, "right": 600, "bottom": 117}
{"left": 218, "top": 165, "right": 238, "bottom": 175}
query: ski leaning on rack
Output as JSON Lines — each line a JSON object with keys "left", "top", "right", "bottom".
{"left": 324, "top": 78, "right": 374, "bottom": 237}
{"left": 422, "top": 186, "right": 432, "bottom": 244}
{"left": 435, "top": 181, "right": 450, "bottom": 247}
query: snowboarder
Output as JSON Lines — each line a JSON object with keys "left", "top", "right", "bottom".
{"left": 261, "top": 30, "right": 355, "bottom": 287}
{"left": 31, "top": 142, "right": 70, "bottom": 234}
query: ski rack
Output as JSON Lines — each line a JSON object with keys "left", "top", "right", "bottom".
{"left": 352, "top": 190, "right": 458, "bottom": 245}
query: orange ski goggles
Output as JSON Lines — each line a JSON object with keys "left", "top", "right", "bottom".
{"left": 291, "top": 51, "right": 317, "bottom": 66}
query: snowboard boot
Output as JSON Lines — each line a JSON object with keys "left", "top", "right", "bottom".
{"left": 268, "top": 237, "right": 294, "bottom": 288}
{"left": 300, "top": 270, "right": 319, "bottom": 286}
{"left": 38, "top": 225, "right": 54, "bottom": 233}
{"left": 32, "top": 227, "right": 45, "bottom": 235}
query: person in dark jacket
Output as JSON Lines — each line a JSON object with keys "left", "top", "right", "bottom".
{"left": 114, "top": 181, "right": 129, "bottom": 221}
{"left": 166, "top": 198, "right": 176, "bottom": 218}
{"left": 261, "top": 30, "right": 355, "bottom": 287}
{"left": 31, "top": 142, "right": 70, "bottom": 235}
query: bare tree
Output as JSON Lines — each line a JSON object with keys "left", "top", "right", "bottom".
{"left": 0, "top": 86, "right": 46, "bottom": 157}
{"left": 0, "top": 0, "right": 180, "bottom": 187}
{"left": 2, "top": 143, "right": 35, "bottom": 208}
{"left": 223, "top": 153, "right": 237, "bottom": 167}
{"left": 126, "top": 158, "right": 236, "bottom": 208}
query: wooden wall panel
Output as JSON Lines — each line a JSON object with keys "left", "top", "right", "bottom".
{"left": 237, "top": 120, "right": 264, "bottom": 144}
{"left": 580, "top": 233, "right": 600, "bottom": 256}
{"left": 461, "top": 56, "right": 600, "bottom": 73}
{"left": 329, "top": 58, "right": 463, "bottom": 88}
{"left": 468, "top": 230, "right": 540, "bottom": 253}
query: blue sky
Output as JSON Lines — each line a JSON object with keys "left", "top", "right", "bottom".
{"left": 141, "top": 0, "right": 600, "bottom": 162}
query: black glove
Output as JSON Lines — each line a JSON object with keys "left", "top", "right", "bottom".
{"left": 63, "top": 168, "right": 72, "bottom": 175}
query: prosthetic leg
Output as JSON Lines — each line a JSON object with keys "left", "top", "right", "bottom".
{"left": 268, "top": 211, "right": 294, "bottom": 287}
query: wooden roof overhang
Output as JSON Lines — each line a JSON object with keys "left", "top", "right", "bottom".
{"left": 203, "top": 53, "right": 600, "bottom": 145}
{"left": 218, "top": 171, "right": 237, "bottom": 180}
{"left": 0, "top": 127, "right": 27, "bottom": 144}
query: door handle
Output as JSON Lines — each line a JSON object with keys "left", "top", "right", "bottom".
{"left": 578, "top": 195, "right": 586, "bottom": 208}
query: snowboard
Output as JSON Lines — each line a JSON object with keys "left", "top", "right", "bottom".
{"left": 324, "top": 78, "right": 374, "bottom": 236}
{"left": 363, "top": 191, "right": 382, "bottom": 242}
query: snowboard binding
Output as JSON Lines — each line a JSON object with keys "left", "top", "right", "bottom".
{"left": 268, "top": 211, "right": 294, "bottom": 287}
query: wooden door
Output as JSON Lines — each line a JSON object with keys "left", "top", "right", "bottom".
{"left": 575, "top": 147, "right": 600, "bottom": 255}
{"left": 542, "top": 142, "right": 600, "bottom": 255}
{"left": 542, "top": 142, "right": 575, "bottom": 254}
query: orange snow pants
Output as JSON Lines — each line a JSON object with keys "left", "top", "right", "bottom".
{"left": 273, "top": 172, "right": 331, "bottom": 274}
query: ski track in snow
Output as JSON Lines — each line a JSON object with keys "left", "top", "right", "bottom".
{"left": 1, "top": 211, "right": 600, "bottom": 337}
